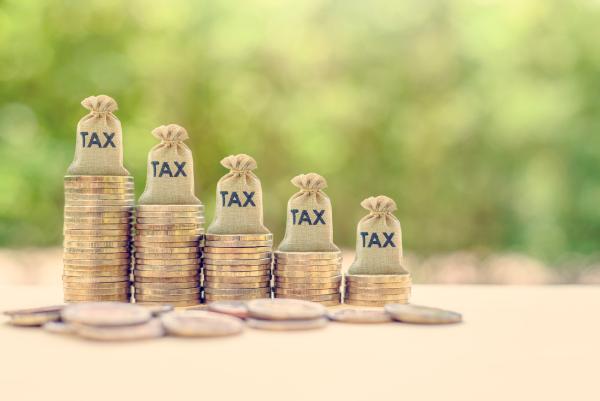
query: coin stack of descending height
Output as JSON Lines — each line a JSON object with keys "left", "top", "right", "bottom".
{"left": 203, "top": 154, "right": 273, "bottom": 302}
{"left": 345, "top": 196, "right": 411, "bottom": 306}
{"left": 273, "top": 174, "right": 342, "bottom": 307}
{"left": 63, "top": 95, "right": 133, "bottom": 302}
{"left": 133, "top": 125, "right": 204, "bottom": 307}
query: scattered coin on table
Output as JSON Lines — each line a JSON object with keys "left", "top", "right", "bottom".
{"left": 4, "top": 305, "right": 64, "bottom": 326}
{"left": 207, "top": 301, "right": 249, "bottom": 319}
{"left": 43, "top": 321, "right": 76, "bottom": 335}
{"left": 61, "top": 302, "right": 151, "bottom": 326}
{"left": 161, "top": 310, "right": 244, "bottom": 337}
{"left": 384, "top": 304, "right": 462, "bottom": 324}
{"left": 75, "top": 318, "right": 165, "bottom": 341}
{"left": 246, "top": 298, "right": 326, "bottom": 321}
{"left": 327, "top": 308, "right": 392, "bottom": 324}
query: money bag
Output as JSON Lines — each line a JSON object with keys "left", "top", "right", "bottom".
{"left": 67, "top": 95, "right": 129, "bottom": 176}
{"left": 348, "top": 195, "right": 408, "bottom": 275}
{"left": 138, "top": 124, "right": 201, "bottom": 205}
{"left": 208, "top": 154, "right": 270, "bottom": 234}
{"left": 277, "top": 173, "right": 339, "bottom": 252}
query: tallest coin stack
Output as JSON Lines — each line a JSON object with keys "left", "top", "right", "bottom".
{"left": 62, "top": 95, "right": 134, "bottom": 303}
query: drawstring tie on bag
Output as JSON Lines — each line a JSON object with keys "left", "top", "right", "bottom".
{"left": 221, "top": 154, "right": 257, "bottom": 177}
{"left": 291, "top": 173, "right": 327, "bottom": 195}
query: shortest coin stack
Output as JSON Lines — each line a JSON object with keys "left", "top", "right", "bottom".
{"left": 133, "top": 204, "right": 204, "bottom": 307}
{"left": 202, "top": 233, "right": 273, "bottom": 303}
{"left": 344, "top": 273, "right": 412, "bottom": 307}
{"left": 63, "top": 175, "right": 134, "bottom": 303}
{"left": 273, "top": 251, "right": 342, "bottom": 307}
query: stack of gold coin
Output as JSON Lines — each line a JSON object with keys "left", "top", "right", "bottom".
{"left": 273, "top": 251, "right": 342, "bottom": 306}
{"left": 202, "top": 233, "right": 273, "bottom": 302}
{"left": 133, "top": 205, "right": 204, "bottom": 307}
{"left": 344, "top": 273, "right": 412, "bottom": 307}
{"left": 63, "top": 175, "right": 134, "bottom": 302}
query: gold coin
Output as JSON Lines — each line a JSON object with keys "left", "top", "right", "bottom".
{"left": 161, "top": 310, "right": 243, "bottom": 337}
{"left": 135, "top": 212, "right": 203, "bottom": 219}
{"left": 345, "top": 282, "right": 412, "bottom": 289}
{"left": 134, "top": 275, "right": 199, "bottom": 283}
{"left": 135, "top": 293, "right": 200, "bottom": 302}
{"left": 384, "top": 304, "right": 462, "bottom": 324}
{"left": 64, "top": 175, "right": 133, "bottom": 182}
{"left": 203, "top": 287, "right": 270, "bottom": 295}
{"left": 64, "top": 210, "right": 132, "bottom": 218}
{"left": 64, "top": 205, "right": 133, "bottom": 212}
{"left": 134, "top": 270, "right": 199, "bottom": 278}
{"left": 274, "top": 288, "right": 339, "bottom": 296}
{"left": 203, "top": 293, "right": 269, "bottom": 302}
{"left": 344, "top": 286, "right": 411, "bottom": 295}
{"left": 64, "top": 242, "right": 131, "bottom": 250}
{"left": 246, "top": 298, "right": 326, "bottom": 320}
{"left": 273, "top": 270, "right": 339, "bottom": 278}
{"left": 65, "top": 200, "right": 135, "bottom": 206}
{"left": 274, "top": 251, "right": 341, "bottom": 260}
{"left": 63, "top": 252, "right": 130, "bottom": 260}
{"left": 135, "top": 223, "right": 200, "bottom": 230}
{"left": 344, "top": 274, "right": 411, "bottom": 284}
{"left": 135, "top": 283, "right": 199, "bottom": 291}
{"left": 203, "top": 246, "right": 271, "bottom": 254}
{"left": 134, "top": 246, "right": 199, "bottom": 254}
{"left": 64, "top": 217, "right": 132, "bottom": 224}
{"left": 206, "top": 301, "right": 249, "bottom": 319}
{"left": 134, "top": 252, "right": 200, "bottom": 260}
{"left": 275, "top": 275, "right": 342, "bottom": 284}
{"left": 63, "top": 269, "right": 130, "bottom": 277}
{"left": 204, "top": 276, "right": 271, "bottom": 284}
{"left": 246, "top": 317, "right": 328, "bottom": 331}
{"left": 327, "top": 309, "right": 392, "bottom": 323}
{"left": 275, "top": 293, "right": 340, "bottom": 302}
{"left": 133, "top": 235, "right": 203, "bottom": 243}
{"left": 64, "top": 229, "right": 131, "bottom": 236}
{"left": 136, "top": 205, "right": 203, "bottom": 212}
{"left": 135, "top": 242, "right": 199, "bottom": 249}
{"left": 344, "top": 299, "right": 406, "bottom": 307}
{"left": 134, "top": 264, "right": 199, "bottom": 272}
{"left": 64, "top": 186, "right": 134, "bottom": 194}
{"left": 135, "top": 287, "right": 200, "bottom": 296}
{"left": 134, "top": 258, "right": 200, "bottom": 266}
{"left": 315, "top": 300, "right": 341, "bottom": 307}
{"left": 61, "top": 302, "right": 150, "bottom": 326}
{"left": 63, "top": 282, "right": 130, "bottom": 290}
{"left": 64, "top": 193, "right": 135, "bottom": 200}
{"left": 205, "top": 233, "right": 272, "bottom": 241}
{"left": 204, "top": 270, "right": 270, "bottom": 278}
{"left": 274, "top": 258, "right": 342, "bottom": 266}
{"left": 62, "top": 276, "right": 130, "bottom": 283}
{"left": 134, "top": 228, "right": 203, "bottom": 235}
{"left": 4, "top": 305, "right": 63, "bottom": 326}
{"left": 203, "top": 281, "right": 270, "bottom": 289}
{"left": 63, "top": 259, "right": 131, "bottom": 267}
{"left": 63, "top": 287, "right": 130, "bottom": 296}
{"left": 64, "top": 235, "right": 130, "bottom": 242}
{"left": 63, "top": 222, "right": 131, "bottom": 229}
{"left": 203, "top": 264, "right": 270, "bottom": 272}
{"left": 136, "top": 300, "right": 200, "bottom": 307}
{"left": 64, "top": 294, "right": 131, "bottom": 302}
{"left": 204, "top": 240, "right": 272, "bottom": 247}
{"left": 64, "top": 183, "right": 134, "bottom": 191}
{"left": 202, "top": 257, "right": 271, "bottom": 266}
{"left": 135, "top": 216, "right": 204, "bottom": 223}
{"left": 203, "top": 252, "right": 271, "bottom": 260}
{"left": 274, "top": 265, "right": 340, "bottom": 272}
{"left": 344, "top": 291, "right": 410, "bottom": 302}
{"left": 63, "top": 247, "right": 130, "bottom": 254}
{"left": 274, "top": 282, "right": 340, "bottom": 290}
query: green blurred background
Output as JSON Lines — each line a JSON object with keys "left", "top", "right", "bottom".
{"left": 1, "top": 0, "right": 599, "bottom": 270}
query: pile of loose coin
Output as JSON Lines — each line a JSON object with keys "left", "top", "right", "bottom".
{"left": 273, "top": 251, "right": 342, "bottom": 306}
{"left": 133, "top": 204, "right": 204, "bottom": 307}
{"left": 202, "top": 233, "right": 273, "bottom": 302}
{"left": 344, "top": 273, "right": 412, "bottom": 307}
{"left": 63, "top": 175, "right": 134, "bottom": 303}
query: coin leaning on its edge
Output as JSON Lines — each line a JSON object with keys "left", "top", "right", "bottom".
{"left": 384, "top": 304, "right": 462, "bottom": 324}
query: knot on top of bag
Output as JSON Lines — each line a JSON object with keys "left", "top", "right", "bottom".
{"left": 81, "top": 95, "right": 118, "bottom": 115}
{"left": 221, "top": 154, "right": 257, "bottom": 174}
{"left": 152, "top": 124, "right": 189, "bottom": 146}
{"left": 361, "top": 195, "right": 397, "bottom": 216}
{"left": 291, "top": 173, "right": 327, "bottom": 193}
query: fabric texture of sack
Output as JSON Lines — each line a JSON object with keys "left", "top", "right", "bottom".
{"left": 207, "top": 154, "right": 270, "bottom": 234}
{"left": 348, "top": 195, "right": 408, "bottom": 275}
{"left": 138, "top": 124, "right": 201, "bottom": 205}
{"left": 277, "top": 173, "right": 339, "bottom": 252}
{"left": 67, "top": 95, "right": 129, "bottom": 176}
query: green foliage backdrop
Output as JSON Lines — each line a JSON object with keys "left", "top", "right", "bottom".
{"left": 1, "top": 0, "right": 599, "bottom": 264}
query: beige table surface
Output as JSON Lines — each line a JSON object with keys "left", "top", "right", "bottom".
{"left": 0, "top": 284, "right": 598, "bottom": 401}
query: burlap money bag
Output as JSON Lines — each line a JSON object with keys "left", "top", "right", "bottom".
{"left": 277, "top": 173, "right": 339, "bottom": 252}
{"left": 207, "top": 154, "right": 270, "bottom": 234}
{"left": 348, "top": 196, "right": 408, "bottom": 275}
{"left": 138, "top": 124, "right": 201, "bottom": 205}
{"left": 67, "top": 95, "right": 129, "bottom": 176}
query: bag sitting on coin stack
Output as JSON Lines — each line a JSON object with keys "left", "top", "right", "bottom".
{"left": 273, "top": 173, "right": 342, "bottom": 306}
{"left": 203, "top": 154, "right": 273, "bottom": 303}
{"left": 345, "top": 195, "right": 411, "bottom": 307}
{"left": 133, "top": 124, "right": 204, "bottom": 307}
{"left": 63, "top": 95, "right": 134, "bottom": 303}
